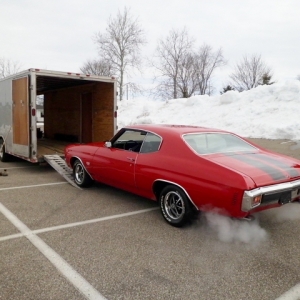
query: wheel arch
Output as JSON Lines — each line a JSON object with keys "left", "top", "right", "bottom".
{"left": 71, "top": 156, "right": 94, "bottom": 180}
{"left": 152, "top": 179, "right": 199, "bottom": 211}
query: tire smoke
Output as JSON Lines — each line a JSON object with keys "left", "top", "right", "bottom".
{"left": 204, "top": 212, "right": 268, "bottom": 244}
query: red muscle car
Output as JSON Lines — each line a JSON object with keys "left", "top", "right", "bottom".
{"left": 64, "top": 124, "right": 300, "bottom": 227}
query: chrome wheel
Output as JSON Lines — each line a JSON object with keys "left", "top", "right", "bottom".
{"left": 159, "top": 185, "right": 192, "bottom": 227}
{"left": 73, "top": 160, "right": 92, "bottom": 187}
{"left": 74, "top": 163, "right": 84, "bottom": 184}
{"left": 163, "top": 191, "right": 185, "bottom": 220}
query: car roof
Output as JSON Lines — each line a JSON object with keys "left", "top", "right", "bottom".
{"left": 124, "top": 124, "right": 230, "bottom": 136}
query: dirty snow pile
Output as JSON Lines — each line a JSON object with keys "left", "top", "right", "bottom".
{"left": 118, "top": 80, "right": 300, "bottom": 140}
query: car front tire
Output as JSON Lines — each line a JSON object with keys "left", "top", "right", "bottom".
{"left": 159, "top": 185, "right": 192, "bottom": 227}
{"left": 73, "top": 160, "right": 93, "bottom": 187}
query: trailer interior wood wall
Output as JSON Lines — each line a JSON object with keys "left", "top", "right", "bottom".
{"left": 43, "top": 82, "right": 114, "bottom": 143}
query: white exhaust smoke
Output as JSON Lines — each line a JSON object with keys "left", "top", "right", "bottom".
{"left": 204, "top": 212, "right": 268, "bottom": 244}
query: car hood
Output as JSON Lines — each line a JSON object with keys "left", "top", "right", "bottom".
{"left": 207, "top": 151, "right": 300, "bottom": 187}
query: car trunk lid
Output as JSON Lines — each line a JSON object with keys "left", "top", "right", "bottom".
{"left": 207, "top": 151, "right": 300, "bottom": 187}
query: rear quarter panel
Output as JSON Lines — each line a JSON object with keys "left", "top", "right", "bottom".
{"left": 135, "top": 135, "right": 254, "bottom": 217}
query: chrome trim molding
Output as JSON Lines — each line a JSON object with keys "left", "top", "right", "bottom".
{"left": 72, "top": 156, "right": 94, "bottom": 180}
{"left": 153, "top": 179, "right": 199, "bottom": 210}
{"left": 247, "top": 179, "right": 300, "bottom": 197}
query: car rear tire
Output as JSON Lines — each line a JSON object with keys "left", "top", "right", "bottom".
{"left": 159, "top": 185, "right": 192, "bottom": 227}
{"left": 73, "top": 160, "right": 93, "bottom": 187}
{"left": 0, "top": 142, "right": 10, "bottom": 162}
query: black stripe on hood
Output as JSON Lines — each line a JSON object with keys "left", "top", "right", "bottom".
{"left": 253, "top": 153, "right": 300, "bottom": 178}
{"left": 226, "top": 153, "right": 286, "bottom": 181}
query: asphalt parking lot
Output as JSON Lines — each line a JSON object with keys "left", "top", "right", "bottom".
{"left": 1, "top": 138, "right": 300, "bottom": 300}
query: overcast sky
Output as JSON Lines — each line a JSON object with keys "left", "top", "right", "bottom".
{"left": 1, "top": 0, "right": 299, "bottom": 93}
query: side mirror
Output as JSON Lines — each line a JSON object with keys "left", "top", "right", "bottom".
{"left": 105, "top": 141, "right": 112, "bottom": 148}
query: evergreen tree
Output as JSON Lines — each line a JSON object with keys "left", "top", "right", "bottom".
{"left": 220, "top": 85, "right": 235, "bottom": 94}
{"left": 259, "top": 73, "right": 274, "bottom": 85}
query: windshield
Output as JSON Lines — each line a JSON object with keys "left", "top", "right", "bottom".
{"left": 183, "top": 133, "right": 257, "bottom": 155}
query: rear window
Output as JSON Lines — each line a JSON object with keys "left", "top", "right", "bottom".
{"left": 183, "top": 133, "right": 256, "bottom": 154}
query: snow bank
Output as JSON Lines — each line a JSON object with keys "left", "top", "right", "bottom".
{"left": 118, "top": 80, "right": 300, "bottom": 140}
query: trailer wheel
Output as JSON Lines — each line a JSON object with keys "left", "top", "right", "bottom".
{"left": 0, "top": 142, "right": 10, "bottom": 162}
{"left": 73, "top": 160, "right": 93, "bottom": 187}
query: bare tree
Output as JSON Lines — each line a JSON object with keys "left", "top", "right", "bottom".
{"left": 80, "top": 59, "right": 113, "bottom": 76}
{"left": 94, "top": 7, "right": 146, "bottom": 100}
{"left": 0, "top": 57, "right": 22, "bottom": 78}
{"left": 152, "top": 30, "right": 225, "bottom": 99}
{"left": 177, "top": 52, "right": 198, "bottom": 98}
{"left": 152, "top": 28, "right": 194, "bottom": 99}
{"left": 194, "top": 45, "right": 226, "bottom": 95}
{"left": 230, "top": 54, "right": 272, "bottom": 92}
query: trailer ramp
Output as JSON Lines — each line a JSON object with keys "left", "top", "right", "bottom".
{"left": 43, "top": 155, "right": 81, "bottom": 189}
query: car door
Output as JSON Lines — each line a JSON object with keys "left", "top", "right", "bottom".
{"left": 92, "top": 129, "right": 146, "bottom": 193}
{"left": 134, "top": 132, "right": 163, "bottom": 198}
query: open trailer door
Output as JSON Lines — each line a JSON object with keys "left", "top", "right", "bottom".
{"left": 12, "top": 77, "right": 30, "bottom": 158}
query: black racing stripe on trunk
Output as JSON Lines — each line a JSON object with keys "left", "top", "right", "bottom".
{"left": 227, "top": 154, "right": 286, "bottom": 181}
{"left": 254, "top": 153, "right": 300, "bottom": 178}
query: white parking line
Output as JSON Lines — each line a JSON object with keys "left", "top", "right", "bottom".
{"left": 0, "top": 202, "right": 106, "bottom": 300}
{"left": 276, "top": 284, "right": 300, "bottom": 300}
{"left": 0, "top": 166, "right": 37, "bottom": 169}
{"left": 0, "top": 182, "right": 67, "bottom": 191}
{"left": 0, "top": 232, "right": 23, "bottom": 242}
{"left": 0, "top": 207, "right": 159, "bottom": 242}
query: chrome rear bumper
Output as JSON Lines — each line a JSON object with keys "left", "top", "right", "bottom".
{"left": 242, "top": 179, "right": 300, "bottom": 212}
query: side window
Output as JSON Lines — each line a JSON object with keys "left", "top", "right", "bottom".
{"left": 112, "top": 130, "right": 146, "bottom": 152}
{"left": 140, "top": 133, "right": 162, "bottom": 153}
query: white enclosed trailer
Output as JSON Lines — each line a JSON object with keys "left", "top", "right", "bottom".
{"left": 0, "top": 68, "right": 117, "bottom": 163}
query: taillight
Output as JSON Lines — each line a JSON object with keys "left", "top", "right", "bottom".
{"left": 253, "top": 195, "right": 262, "bottom": 206}
{"left": 242, "top": 191, "right": 262, "bottom": 212}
